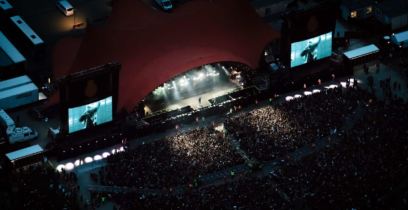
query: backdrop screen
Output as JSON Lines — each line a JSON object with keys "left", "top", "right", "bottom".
{"left": 68, "top": 96, "right": 113, "bottom": 134}
{"left": 290, "top": 32, "right": 332, "bottom": 68}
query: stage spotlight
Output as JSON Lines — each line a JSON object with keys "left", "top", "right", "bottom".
{"left": 285, "top": 96, "right": 294, "bottom": 101}
{"left": 340, "top": 82, "right": 347, "bottom": 88}
{"left": 193, "top": 72, "right": 204, "bottom": 81}
{"left": 304, "top": 91, "right": 312, "bottom": 96}
{"left": 205, "top": 65, "right": 219, "bottom": 77}
{"left": 294, "top": 94, "right": 302, "bottom": 98}
{"left": 74, "top": 159, "right": 81, "bottom": 166}
{"left": 153, "top": 86, "right": 165, "bottom": 96}
{"left": 56, "top": 164, "right": 65, "bottom": 172}
{"left": 178, "top": 76, "right": 188, "bottom": 87}
{"left": 102, "top": 152, "right": 111, "bottom": 158}
{"left": 325, "top": 84, "right": 338, "bottom": 89}
{"left": 94, "top": 155, "right": 102, "bottom": 161}
{"left": 349, "top": 78, "right": 355, "bottom": 86}
{"left": 312, "top": 89, "right": 321, "bottom": 94}
{"left": 84, "top": 157, "right": 93, "bottom": 163}
{"left": 65, "top": 162, "right": 75, "bottom": 171}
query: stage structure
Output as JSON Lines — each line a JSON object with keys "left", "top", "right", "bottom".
{"left": 264, "top": 3, "right": 338, "bottom": 94}
{"left": 59, "top": 62, "right": 120, "bottom": 137}
{"left": 281, "top": 3, "right": 336, "bottom": 70}
{"left": 51, "top": 0, "right": 279, "bottom": 112}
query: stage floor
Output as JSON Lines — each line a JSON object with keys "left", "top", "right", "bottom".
{"left": 144, "top": 82, "right": 240, "bottom": 115}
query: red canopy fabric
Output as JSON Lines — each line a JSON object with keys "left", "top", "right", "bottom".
{"left": 52, "top": 0, "right": 279, "bottom": 111}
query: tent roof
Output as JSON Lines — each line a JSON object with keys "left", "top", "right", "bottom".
{"left": 52, "top": 0, "right": 280, "bottom": 111}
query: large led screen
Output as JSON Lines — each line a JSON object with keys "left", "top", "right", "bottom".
{"left": 68, "top": 96, "right": 113, "bottom": 134}
{"left": 290, "top": 32, "right": 332, "bottom": 68}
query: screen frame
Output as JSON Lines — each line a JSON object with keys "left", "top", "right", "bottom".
{"left": 59, "top": 62, "right": 120, "bottom": 138}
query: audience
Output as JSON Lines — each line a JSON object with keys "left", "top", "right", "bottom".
{"left": 225, "top": 87, "right": 365, "bottom": 161}
{"left": 4, "top": 165, "right": 80, "bottom": 210}
{"left": 100, "top": 127, "right": 244, "bottom": 188}
{"left": 4, "top": 78, "right": 408, "bottom": 210}
{"left": 97, "top": 85, "right": 408, "bottom": 209}
{"left": 93, "top": 175, "right": 290, "bottom": 210}
{"left": 278, "top": 98, "right": 408, "bottom": 209}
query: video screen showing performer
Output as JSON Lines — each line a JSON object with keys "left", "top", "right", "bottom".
{"left": 68, "top": 96, "right": 113, "bottom": 133}
{"left": 290, "top": 32, "right": 332, "bottom": 68}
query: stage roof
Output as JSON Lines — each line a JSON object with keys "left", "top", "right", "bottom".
{"left": 52, "top": 0, "right": 279, "bottom": 111}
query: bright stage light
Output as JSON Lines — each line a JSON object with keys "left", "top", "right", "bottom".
{"left": 193, "top": 72, "right": 204, "bottom": 81}
{"left": 285, "top": 96, "right": 294, "bottom": 101}
{"left": 65, "top": 162, "right": 75, "bottom": 171}
{"left": 312, "top": 89, "right": 321, "bottom": 93}
{"left": 349, "top": 78, "right": 355, "bottom": 86}
{"left": 304, "top": 91, "right": 312, "bottom": 96}
{"left": 294, "top": 94, "right": 302, "bottom": 98}
{"left": 94, "top": 155, "right": 103, "bottom": 161}
{"left": 340, "top": 82, "right": 347, "bottom": 88}
{"left": 55, "top": 146, "right": 125, "bottom": 172}
{"left": 84, "top": 157, "right": 93, "bottom": 163}
{"left": 178, "top": 76, "right": 189, "bottom": 87}
{"left": 74, "top": 159, "right": 81, "bottom": 166}
{"left": 325, "top": 84, "right": 338, "bottom": 89}
{"left": 153, "top": 86, "right": 165, "bottom": 96}
{"left": 56, "top": 164, "right": 65, "bottom": 172}
{"left": 205, "top": 65, "right": 220, "bottom": 77}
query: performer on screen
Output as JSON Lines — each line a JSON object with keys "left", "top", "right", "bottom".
{"left": 301, "top": 37, "right": 321, "bottom": 63}
{"left": 79, "top": 103, "right": 100, "bottom": 129}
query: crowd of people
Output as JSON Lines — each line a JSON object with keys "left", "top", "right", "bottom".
{"left": 4, "top": 77, "right": 408, "bottom": 209}
{"left": 0, "top": 164, "right": 80, "bottom": 210}
{"left": 92, "top": 175, "right": 290, "bottom": 210}
{"left": 225, "top": 86, "right": 366, "bottom": 161}
{"left": 99, "top": 127, "right": 244, "bottom": 188}
{"left": 276, "top": 96, "right": 408, "bottom": 209}
{"left": 91, "top": 85, "right": 408, "bottom": 209}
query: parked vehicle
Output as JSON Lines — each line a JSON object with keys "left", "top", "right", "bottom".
{"left": 155, "top": 0, "right": 173, "bottom": 11}
{"left": 56, "top": 0, "right": 74, "bottom": 16}
{"left": 0, "top": 109, "right": 38, "bottom": 144}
